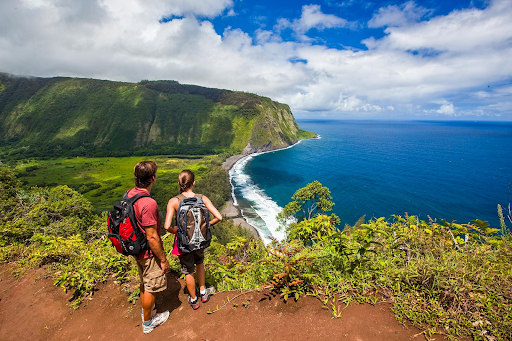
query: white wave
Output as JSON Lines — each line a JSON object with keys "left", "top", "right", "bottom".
{"left": 229, "top": 155, "right": 283, "bottom": 243}
{"left": 228, "top": 142, "right": 305, "bottom": 244}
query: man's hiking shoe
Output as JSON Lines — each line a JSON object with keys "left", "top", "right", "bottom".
{"left": 142, "top": 311, "right": 169, "bottom": 334}
{"left": 200, "top": 286, "right": 215, "bottom": 303}
{"left": 188, "top": 295, "right": 200, "bottom": 310}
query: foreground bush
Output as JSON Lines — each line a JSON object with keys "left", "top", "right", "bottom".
{"left": 0, "top": 167, "right": 141, "bottom": 307}
{"left": 0, "top": 168, "right": 96, "bottom": 245}
{"left": 342, "top": 215, "right": 512, "bottom": 340}
{"left": 204, "top": 182, "right": 512, "bottom": 341}
{"left": 1, "top": 168, "right": 511, "bottom": 340}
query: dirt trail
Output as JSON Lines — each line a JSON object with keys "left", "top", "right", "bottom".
{"left": 0, "top": 265, "right": 452, "bottom": 341}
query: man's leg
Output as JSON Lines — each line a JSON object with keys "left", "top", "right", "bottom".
{"left": 137, "top": 261, "right": 156, "bottom": 322}
{"left": 138, "top": 258, "right": 169, "bottom": 333}
{"left": 141, "top": 285, "right": 156, "bottom": 322}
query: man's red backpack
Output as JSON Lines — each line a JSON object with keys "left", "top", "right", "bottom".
{"left": 107, "top": 192, "right": 149, "bottom": 256}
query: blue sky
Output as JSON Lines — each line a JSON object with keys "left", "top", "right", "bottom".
{"left": 208, "top": 0, "right": 488, "bottom": 50}
{"left": 1, "top": 0, "right": 511, "bottom": 120}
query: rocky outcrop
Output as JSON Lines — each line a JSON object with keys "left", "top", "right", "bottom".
{"left": 242, "top": 142, "right": 276, "bottom": 155}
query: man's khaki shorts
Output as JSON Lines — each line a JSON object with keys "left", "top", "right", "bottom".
{"left": 136, "top": 257, "right": 167, "bottom": 293}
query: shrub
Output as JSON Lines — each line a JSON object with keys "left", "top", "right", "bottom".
{"left": 211, "top": 219, "right": 254, "bottom": 245}
{"left": 1, "top": 185, "right": 96, "bottom": 245}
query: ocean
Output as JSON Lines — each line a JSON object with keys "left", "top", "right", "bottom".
{"left": 229, "top": 120, "right": 512, "bottom": 243}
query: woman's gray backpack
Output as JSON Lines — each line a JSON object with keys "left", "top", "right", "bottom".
{"left": 176, "top": 194, "right": 212, "bottom": 253}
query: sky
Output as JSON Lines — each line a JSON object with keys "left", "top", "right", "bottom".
{"left": 1, "top": 0, "right": 512, "bottom": 120}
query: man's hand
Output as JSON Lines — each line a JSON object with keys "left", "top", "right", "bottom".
{"left": 145, "top": 224, "right": 169, "bottom": 275}
{"left": 160, "top": 258, "right": 170, "bottom": 275}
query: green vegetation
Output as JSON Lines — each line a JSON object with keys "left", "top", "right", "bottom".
{"left": 2, "top": 166, "right": 510, "bottom": 340}
{"left": 12, "top": 154, "right": 229, "bottom": 209}
{"left": 0, "top": 160, "right": 231, "bottom": 308}
{"left": 204, "top": 183, "right": 512, "bottom": 340}
{"left": 278, "top": 180, "right": 336, "bottom": 222}
{"left": 0, "top": 73, "right": 314, "bottom": 159}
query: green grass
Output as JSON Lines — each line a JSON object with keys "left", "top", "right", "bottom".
{"left": 297, "top": 129, "right": 317, "bottom": 139}
{"left": 14, "top": 155, "right": 218, "bottom": 209}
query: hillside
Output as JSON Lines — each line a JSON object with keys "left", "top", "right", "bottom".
{"left": 0, "top": 73, "right": 314, "bottom": 158}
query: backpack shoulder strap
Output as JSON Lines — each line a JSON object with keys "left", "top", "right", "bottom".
{"left": 176, "top": 193, "right": 188, "bottom": 215}
{"left": 124, "top": 190, "right": 151, "bottom": 205}
{"left": 175, "top": 193, "right": 186, "bottom": 202}
{"left": 128, "top": 194, "right": 151, "bottom": 204}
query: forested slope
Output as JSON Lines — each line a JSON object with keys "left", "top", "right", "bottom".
{"left": 0, "top": 73, "right": 314, "bottom": 158}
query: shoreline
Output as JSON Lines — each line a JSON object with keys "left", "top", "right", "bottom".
{"left": 222, "top": 154, "right": 248, "bottom": 172}
{"left": 220, "top": 197, "right": 260, "bottom": 239}
{"left": 221, "top": 153, "right": 260, "bottom": 239}
{"left": 221, "top": 139, "right": 313, "bottom": 240}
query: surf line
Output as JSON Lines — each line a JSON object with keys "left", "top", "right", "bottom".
{"left": 228, "top": 140, "right": 306, "bottom": 244}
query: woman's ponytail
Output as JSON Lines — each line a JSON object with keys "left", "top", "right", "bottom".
{"left": 178, "top": 169, "right": 195, "bottom": 193}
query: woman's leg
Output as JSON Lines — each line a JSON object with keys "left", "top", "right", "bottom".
{"left": 196, "top": 263, "right": 206, "bottom": 292}
{"left": 185, "top": 273, "right": 197, "bottom": 299}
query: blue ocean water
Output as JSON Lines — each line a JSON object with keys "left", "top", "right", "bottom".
{"left": 230, "top": 120, "right": 512, "bottom": 242}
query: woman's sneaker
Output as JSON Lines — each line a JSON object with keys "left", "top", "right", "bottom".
{"left": 142, "top": 311, "right": 170, "bottom": 334}
{"left": 188, "top": 295, "right": 200, "bottom": 310}
{"left": 200, "top": 286, "right": 215, "bottom": 303}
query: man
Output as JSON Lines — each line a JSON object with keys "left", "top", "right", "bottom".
{"left": 129, "top": 161, "right": 169, "bottom": 334}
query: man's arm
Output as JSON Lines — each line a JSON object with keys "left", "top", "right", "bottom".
{"left": 145, "top": 224, "right": 169, "bottom": 274}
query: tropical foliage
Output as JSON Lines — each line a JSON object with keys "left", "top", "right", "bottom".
{"left": 1, "top": 169, "right": 511, "bottom": 340}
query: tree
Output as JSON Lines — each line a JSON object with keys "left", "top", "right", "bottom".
{"left": 278, "top": 180, "right": 335, "bottom": 222}
{"left": 286, "top": 213, "right": 341, "bottom": 244}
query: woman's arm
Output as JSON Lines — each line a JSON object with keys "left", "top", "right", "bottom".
{"left": 164, "top": 197, "right": 179, "bottom": 234}
{"left": 202, "top": 195, "right": 223, "bottom": 226}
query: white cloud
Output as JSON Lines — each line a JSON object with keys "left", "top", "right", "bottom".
{"left": 368, "top": 1, "right": 431, "bottom": 28}
{"left": 158, "top": 0, "right": 234, "bottom": 18}
{"left": 370, "top": 0, "right": 512, "bottom": 53}
{"left": 436, "top": 103, "right": 455, "bottom": 115}
{"left": 421, "top": 101, "right": 457, "bottom": 116}
{"left": 275, "top": 4, "right": 352, "bottom": 39}
{"left": 296, "top": 5, "right": 349, "bottom": 31}
{"left": 336, "top": 95, "right": 383, "bottom": 112}
{"left": 0, "top": 0, "right": 511, "bottom": 119}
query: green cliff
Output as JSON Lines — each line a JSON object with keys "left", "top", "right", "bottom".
{"left": 0, "top": 73, "right": 315, "bottom": 158}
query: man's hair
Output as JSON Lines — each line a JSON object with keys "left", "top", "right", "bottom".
{"left": 178, "top": 169, "right": 195, "bottom": 193}
{"left": 134, "top": 161, "right": 157, "bottom": 188}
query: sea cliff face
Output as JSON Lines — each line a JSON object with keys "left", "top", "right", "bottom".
{"left": 0, "top": 73, "right": 314, "bottom": 158}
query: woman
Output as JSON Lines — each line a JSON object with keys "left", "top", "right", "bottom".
{"left": 164, "top": 169, "right": 222, "bottom": 310}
